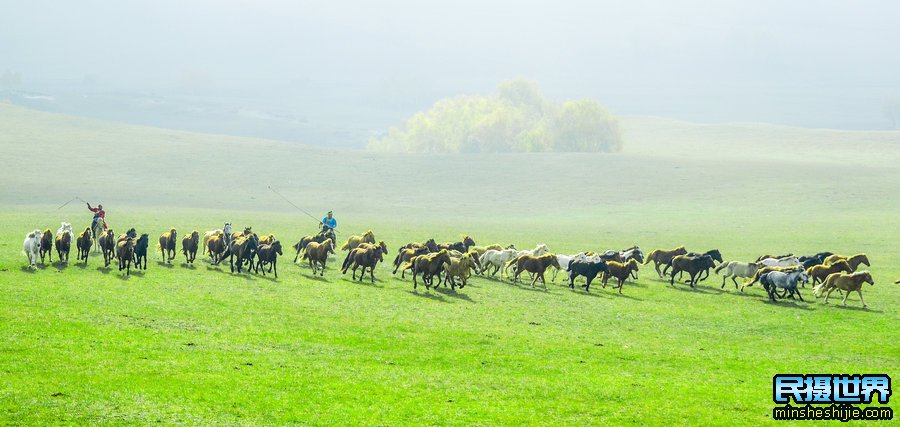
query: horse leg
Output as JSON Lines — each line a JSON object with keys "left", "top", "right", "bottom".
{"left": 841, "top": 291, "right": 849, "bottom": 306}
{"left": 857, "top": 290, "right": 866, "bottom": 308}
{"left": 273, "top": 259, "right": 278, "bottom": 278}
{"left": 618, "top": 278, "right": 625, "bottom": 294}
{"left": 795, "top": 287, "right": 804, "bottom": 302}
{"left": 370, "top": 266, "right": 375, "bottom": 284}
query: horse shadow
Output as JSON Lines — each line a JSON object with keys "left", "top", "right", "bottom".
{"left": 404, "top": 289, "right": 450, "bottom": 303}
{"left": 434, "top": 286, "right": 475, "bottom": 302}
{"left": 610, "top": 291, "right": 642, "bottom": 301}
{"left": 19, "top": 266, "right": 38, "bottom": 273}
{"left": 829, "top": 304, "right": 881, "bottom": 313}
{"left": 116, "top": 273, "right": 131, "bottom": 281}
{"left": 156, "top": 261, "right": 174, "bottom": 269}
{"left": 767, "top": 300, "right": 813, "bottom": 310}
{"left": 96, "top": 265, "right": 112, "bottom": 274}
{"left": 52, "top": 262, "right": 69, "bottom": 271}
{"left": 74, "top": 262, "right": 89, "bottom": 270}
{"left": 180, "top": 263, "right": 196, "bottom": 270}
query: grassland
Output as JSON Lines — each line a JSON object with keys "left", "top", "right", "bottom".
{"left": 1, "top": 104, "right": 898, "bottom": 425}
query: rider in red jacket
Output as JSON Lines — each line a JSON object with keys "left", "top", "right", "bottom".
{"left": 87, "top": 202, "right": 107, "bottom": 229}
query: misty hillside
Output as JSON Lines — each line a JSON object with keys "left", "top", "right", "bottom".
{"left": 2, "top": 103, "right": 898, "bottom": 221}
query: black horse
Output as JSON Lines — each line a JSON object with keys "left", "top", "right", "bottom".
{"left": 568, "top": 259, "right": 609, "bottom": 292}
{"left": 132, "top": 234, "right": 150, "bottom": 270}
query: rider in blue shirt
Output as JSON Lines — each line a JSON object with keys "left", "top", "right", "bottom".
{"left": 321, "top": 211, "right": 337, "bottom": 232}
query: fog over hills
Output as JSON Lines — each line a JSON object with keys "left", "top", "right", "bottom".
{"left": 2, "top": 0, "right": 899, "bottom": 147}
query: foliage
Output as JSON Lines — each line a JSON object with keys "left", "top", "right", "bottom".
{"left": 368, "top": 79, "right": 623, "bottom": 153}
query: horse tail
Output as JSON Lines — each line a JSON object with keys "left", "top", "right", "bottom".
{"left": 812, "top": 282, "right": 826, "bottom": 298}
{"left": 392, "top": 252, "right": 402, "bottom": 268}
{"left": 644, "top": 251, "right": 656, "bottom": 264}
{"left": 714, "top": 261, "right": 729, "bottom": 274}
{"left": 341, "top": 251, "right": 354, "bottom": 271}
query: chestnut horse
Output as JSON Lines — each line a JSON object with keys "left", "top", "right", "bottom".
{"left": 76, "top": 227, "right": 93, "bottom": 264}
{"left": 512, "top": 253, "right": 560, "bottom": 288}
{"left": 814, "top": 271, "right": 874, "bottom": 308}
{"left": 303, "top": 238, "right": 334, "bottom": 276}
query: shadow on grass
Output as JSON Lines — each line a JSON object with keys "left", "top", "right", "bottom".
{"left": 52, "top": 261, "right": 69, "bottom": 271}
{"left": 764, "top": 299, "right": 814, "bottom": 310}
{"left": 828, "top": 304, "right": 881, "bottom": 313}
{"left": 180, "top": 263, "right": 196, "bottom": 270}
{"left": 116, "top": 272, "right": 132, "bottom": 281}
{"left": 404, "top": 289, "right": 450, "bottom": 303}
{"left": 433, "top": 286, "right": 475, "bottom": 302}
{"left": 156, "top": 261, "right": 174, "bottom": 268}
{"left": 19, "top": 266, "right": 38, "bottom": 273}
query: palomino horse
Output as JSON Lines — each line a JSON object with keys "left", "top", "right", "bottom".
{"left": 91, "top": 221, "right": 105, "bottom": 253}
{"left": 814, "top": 271, "right": 874, "bottom": 308}
{"left": 76, "top": 227, "right": 93, "bottom": 264}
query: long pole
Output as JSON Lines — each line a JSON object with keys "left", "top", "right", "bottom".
{"left": 267, "top": 185, "right": 321, "bottom": 224}
{"left": 57, "top": 196, "right": 85, "bottom": 210}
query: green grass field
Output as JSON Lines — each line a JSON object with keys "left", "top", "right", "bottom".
{"left": 1, "top": 104, "right": 898, "bottom": 425}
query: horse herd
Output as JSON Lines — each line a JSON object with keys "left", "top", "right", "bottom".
{"left": 21, "top": 222, "right": 885, "bottom": 308}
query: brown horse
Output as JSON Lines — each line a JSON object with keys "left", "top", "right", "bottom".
{"left": 342, "top": 244, "right": 386, "bottom": 283}
{"left": 645, "top": 246, "right": 687, "bottom": 278}
{"left": 256, "top": 241, "right": 283, "bottom": 278}
{"left": 206, "top": 233, "right": 228, "bottom": 265}
{"left": 98, "top": 229, "right": 116, "bottom": 267}
{"left": 814, "top": 271, "right": 874, "bottom": 308}
{"left": 393, "top": 246, "right": 429, "bottom": 277}
{"left": 668, "top": 254, "right": 716, "bottom": 287}
{"left": 512, "top": 253, "right": 560, "bottom": 288}
{"left": 39, "top": 229, "right": 53, "bottom": 264}
{"left": 181, "top": 230, "right": 200, "bottom": 264}
{"left": 601, "top": 259, "right": 640, "bottom": 294}
{"left": 806, "top": 260, "right": 852, "bottom": 286}
{"left": 228, "top": 233, "right": 258, "bottom": 274}
{"left": 341, "top": 230, "right": 376, "bottom": 251}
{"left": 303, "top": 238, "right": 335, "bottom": 276}
{"left": 116, "top": 237, "right": 135, "bottom": 275}
{"left": 823, "top": 253, "right": 870, "bottom": 272}
{"left": 76, "top": 227, "right": 93, "bottom": 264}
{"left": 159, "top": 228, "right": 178, "bottom": 263}
{"left": 55, "top": 231, "right": 73, "bottom": 263}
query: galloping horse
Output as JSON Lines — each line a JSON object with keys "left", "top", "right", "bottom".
{"left": 159, "top": 228, "right": 178, "bottom": 263}
{"left": 645, "top": 246, "right": 687, "bottom": 278}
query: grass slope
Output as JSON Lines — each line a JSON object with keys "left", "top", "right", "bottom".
{"left": 0, "top": 105, "right": 898, "bottom": 425}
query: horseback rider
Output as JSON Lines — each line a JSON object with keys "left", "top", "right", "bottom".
{"left": 320, "top": 210, "right": 336, "bottom": 233}
{"left": 87, "top": 202, "right": 107, "bottom": 230}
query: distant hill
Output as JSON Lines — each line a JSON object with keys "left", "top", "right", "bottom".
{"left": 2, "top": 103, "right": 898, "bottom": 218}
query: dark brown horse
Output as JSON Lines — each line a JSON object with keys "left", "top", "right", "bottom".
{"left": 159, "top": 228, "right": 178, "bottom": 263}
{"left": 55, "top": 231, "right": 73, "bottom": 263}
{"left": 342, "top": 244, "right": 386, "bottom": 283}
{"left": 76, "top": 227, "right": 93, "bottom": 264}
{"left": 512, "top": 253, "right": 560, "bottom": 288}
{"left": 256, "top": 241, "right": 283, "bottom": 278}
{"left": 303, "top": 238, "right": 334, "bottom": 276}
{"left": 40, "top": 229, "right": 53, "bottom": 264}
{"left": 438, "top": 235, "right": 476, "bottom": 253}
{"left": 407, "top": 250, "right": 451, "bottom": 289}
{"left": 207, "top": 233, "right": 228, "bottom": 265}
{"left": 668, "top": 255, "right": 716, "bottom": 287}
{"left": 181, "top": 230, "right": 200, "bottom": 264}
{"left": 293, "top": 229, "right": 336, "bottom": 262}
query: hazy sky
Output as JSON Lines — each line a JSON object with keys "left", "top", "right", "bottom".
{"left": 2, "top": 0, "right": 899, "bottom": 129}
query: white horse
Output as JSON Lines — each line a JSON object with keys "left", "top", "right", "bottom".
{"left": 761, "top": 270, "right": 809, "bottom": 302}
{"left": 55, "top": 222, "right": 73, "bottom": 239}
{"left": 758, "top": 256, "right": 801, "bottom": 268}
{"left": 479, "top": 248, "right": 519, "bottom": 278}
{"left": 715, "top": 261, "right": 761, "bottom": 290}
{"left": 23, "top": 229, "right": 42, "bottom": 269}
